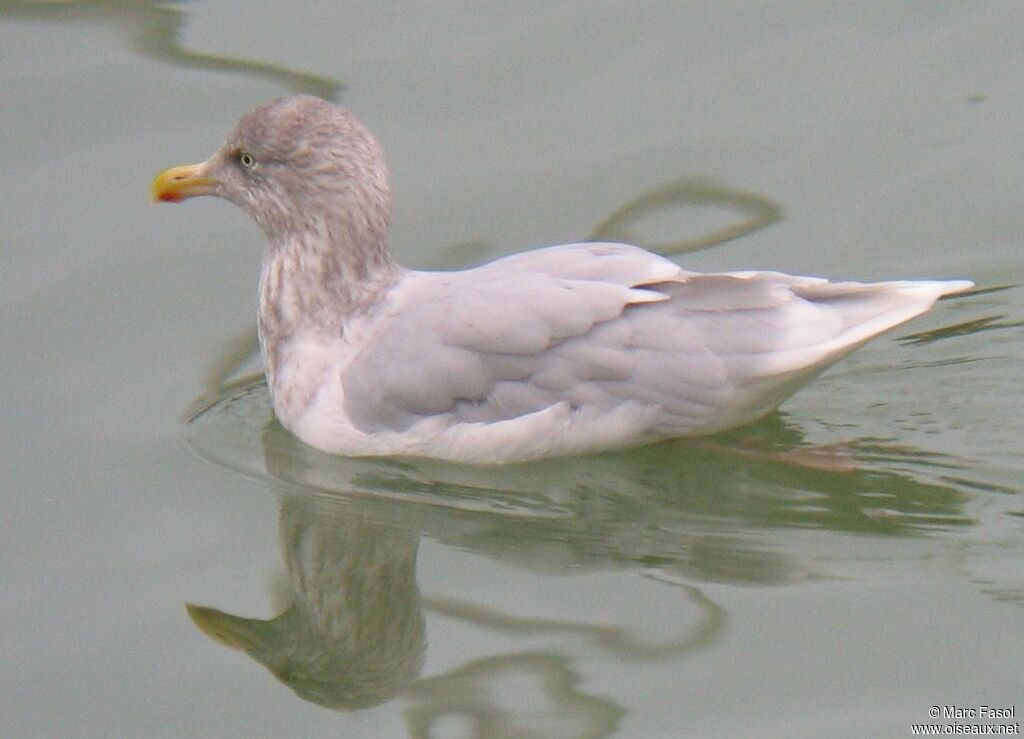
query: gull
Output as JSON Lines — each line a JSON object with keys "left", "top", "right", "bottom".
{"left": 152, "top": 95, "right": 972, "bottom": 464}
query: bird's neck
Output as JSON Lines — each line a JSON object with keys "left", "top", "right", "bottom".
{"left": 257, "top": 218, "right": 400, "bottom": 382}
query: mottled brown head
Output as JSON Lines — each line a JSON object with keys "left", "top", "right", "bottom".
{"left": 153, "top": 95, "right": 392, "bottom": 247}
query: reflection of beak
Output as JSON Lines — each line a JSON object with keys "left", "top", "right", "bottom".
{"left": 151, "top": 162, "right": 218, "bottom": 203}
{"left": 186, "top": 603, "right": 265, "bottom": 652}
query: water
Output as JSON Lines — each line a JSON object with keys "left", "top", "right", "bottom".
{"left": 2, "top": 3, "right": 1022, "bottom": 737}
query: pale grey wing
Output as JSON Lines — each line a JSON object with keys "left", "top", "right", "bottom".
{"left": 339, "top": 243, "right": 692, "bottom": 433}
{"left": 340, "top": 268, "right": 671, "bottom": 433}
{"left": 340, "top": 262, "right": 970, "bottom": 436}
{"left": 339, "top": 268, "right": 782, "bottom": 435}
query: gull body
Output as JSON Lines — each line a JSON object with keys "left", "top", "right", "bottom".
{"left": 153, "top": 95, "right": 971, "bottom": 464}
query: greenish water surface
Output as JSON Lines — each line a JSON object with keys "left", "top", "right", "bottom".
{"left": 2, "top": 3, "right": 1021, "bottom": 738}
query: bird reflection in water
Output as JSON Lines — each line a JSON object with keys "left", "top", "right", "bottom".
{"left": 187, "top": 482, "right": 725, "bottom": 736}
{"left": 183, "top": 387, "right": 975, "bottom": 738}
{"left": 185, "top": 421, "right": 735, "bottom": 736}
{"left": 188, "top": 498, "right": 425, "bottom": 710}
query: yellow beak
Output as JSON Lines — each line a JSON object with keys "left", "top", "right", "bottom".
{"left": 151, "top": 162, "right": 218, "bottom": 203}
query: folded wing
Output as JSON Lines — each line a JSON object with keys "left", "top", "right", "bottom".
{"left": 340, "top": 243, "right": 971, "bottom": 437}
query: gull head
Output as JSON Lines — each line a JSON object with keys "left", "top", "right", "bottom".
{"left": 152, "top": 95, "right": 392, "bottom": 247}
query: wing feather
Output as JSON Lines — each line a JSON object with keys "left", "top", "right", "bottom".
{"left": 338, "top": 246, "right": 970, "bottom": 438}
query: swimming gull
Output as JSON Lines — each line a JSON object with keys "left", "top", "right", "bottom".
{"left": 152, "top": 95, "right": 972, "bottom": 464}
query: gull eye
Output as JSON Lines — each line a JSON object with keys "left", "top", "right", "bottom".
{"left": 238, "top": 150, "right": 256, "bottom": 169}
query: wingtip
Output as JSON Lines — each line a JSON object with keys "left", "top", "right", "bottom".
{"left": 934, "top": 279, "right": 975, "bottom": 299}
